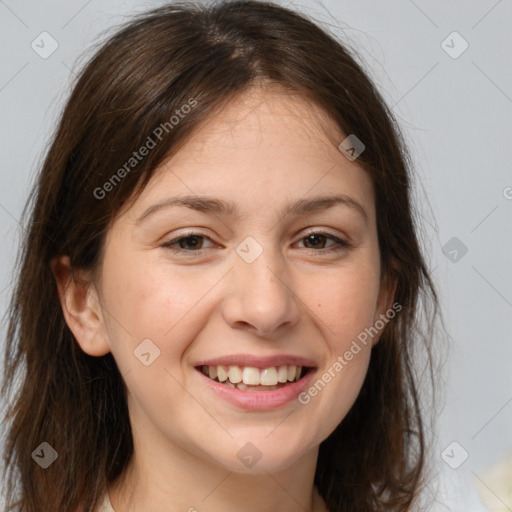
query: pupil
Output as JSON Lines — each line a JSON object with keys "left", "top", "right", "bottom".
{"left": 181, "top": 235, "right": 201, "bottom": 249}
{"left": 305, "top": 234, "right": 325, "bottom": 249}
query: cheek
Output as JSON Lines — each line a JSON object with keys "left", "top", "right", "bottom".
{"left": 98, "top": 256, "right": 209, "bottom": 418}
{"left": 307, "top": 262, "right": 381, "bottom": 343}
{"left": 297, "top": 255, "right": 380, "bottom": 416}
{"left": 99, "top": 250, "right": 225, "bottom": 372}
{"left": 299, "top": 269, "right": 378, "bottom": 440}
{"left": 101, "top": 252, "right": 190, "bottom": 333}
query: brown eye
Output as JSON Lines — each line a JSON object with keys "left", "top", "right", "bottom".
{"left": 297, "top": 232, "right": 350, "bottom": 252}
{"left": 162, "top": 233, "right": 215, "bottom": 253}
{"left": 302, "top": 234, "right": 330, "bottom": 249}
{"left": 176, "top": 235, "right": 204, "bottom": 250}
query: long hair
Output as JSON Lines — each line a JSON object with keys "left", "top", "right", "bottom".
{"left": 1, "top": 1, "right": 441, "bottom": 511}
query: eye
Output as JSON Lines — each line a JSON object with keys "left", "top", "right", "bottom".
{"left": 160, "top": 230, "right": 351, "bottom": 256}
{"left": 161, "top": 232, "right": 214, "bottom": 253}
{"left": 296, "top": 232, "right": 351, "bottom": 253}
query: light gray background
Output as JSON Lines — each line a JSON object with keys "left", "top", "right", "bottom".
{"left": 1, "top": 1, "right": 511, "bottom": 511}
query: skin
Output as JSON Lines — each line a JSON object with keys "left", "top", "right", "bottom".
{"left": 53, "top": 84, "right": 396, "bottom": 512}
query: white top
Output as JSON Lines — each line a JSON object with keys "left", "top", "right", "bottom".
{"left": 96, "top": 490, "right": 115, "bottom": 512}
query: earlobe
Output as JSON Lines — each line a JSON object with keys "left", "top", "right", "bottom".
{"left": 50, "top": 255, "right": 111, "bottom": 357}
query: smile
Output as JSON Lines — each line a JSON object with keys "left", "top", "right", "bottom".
{"left": 193, "top": 354, "right": 317, "bottom": 410}
{"left": 197, "top": 364, "right": 311, "bottom": 391}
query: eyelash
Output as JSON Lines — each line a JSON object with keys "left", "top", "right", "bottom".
{"left": 160, "top": 230, "right": 351, "bottom": 256}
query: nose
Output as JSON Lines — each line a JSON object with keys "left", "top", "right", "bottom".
{"left": 221, "top": 244, "right": 301, "bottom": 338}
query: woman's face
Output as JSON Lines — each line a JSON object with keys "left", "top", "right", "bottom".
{"left": 83, "top": 86, "right": 394, "bottom": 473}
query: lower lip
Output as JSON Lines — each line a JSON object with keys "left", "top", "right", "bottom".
{"left": 195, "top": 368, "right": 316, "bottom": 411}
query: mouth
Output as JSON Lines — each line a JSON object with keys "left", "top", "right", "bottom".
{"left": 195, "top": 364, "right": 313, "bottom": 391}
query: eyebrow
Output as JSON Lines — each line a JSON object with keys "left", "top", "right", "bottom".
{"left": 135, "top": 193, "right": 368, "bottom": 225}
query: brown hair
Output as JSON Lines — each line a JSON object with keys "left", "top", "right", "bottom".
{"left": 1, "top": 1, "right": 441, "bottom": 511}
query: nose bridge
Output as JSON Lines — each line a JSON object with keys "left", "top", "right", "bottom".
{"left": 222, "top": 234, "right": 299, "bottom": 336}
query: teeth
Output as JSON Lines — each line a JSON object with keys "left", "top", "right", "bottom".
{"left": 217, "top": 365, "right": 228, "bottom": 382}
{"left": 242, "top": 366, "right": 260, "bottom": 385}
{"left": 260, "top": 367, "right": 279, "bottom": 386}
{"left": 277, "top": 365, "right": 288, "bottom": 383}
{"left": 201, "top": 364, "right": 306, "bottom": 387}
{"left": 228, "top": 365, "right": 242, "bottom": 384}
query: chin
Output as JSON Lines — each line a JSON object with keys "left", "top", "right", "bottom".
{"left": 199, "top": 433, "right": 318, "bottom": 475}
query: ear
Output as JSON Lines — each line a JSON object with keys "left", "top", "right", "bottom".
{"left": 371, "top": 266, "right": 399, "bottom": 347}
{"left": 50, "top": 255, "right": 111, "bottom": 357}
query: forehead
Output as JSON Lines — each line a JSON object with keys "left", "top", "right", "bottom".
{"left": 182, "top": 84, "right": 344, "bottom": 158}
{"left": 122, "top": 84, "right": 376, "bottom": 225}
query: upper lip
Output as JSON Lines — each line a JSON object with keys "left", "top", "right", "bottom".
{"left": 194, "top": 354, "right": 316, "bottom": 369}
